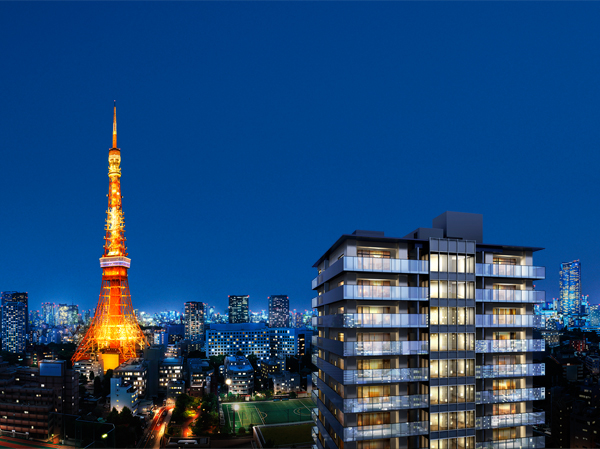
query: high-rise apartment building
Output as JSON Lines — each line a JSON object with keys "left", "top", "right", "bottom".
{"left": 559, "top": 260, "right": 581, "bottom": 317}
{"left": 41, "top": 302, "right": 55, "bottom": 326}
{"left": 311, "top": 212, "right": 546, "bottom": 449}
{"left": 229, "top": 295, "right": 249, "bottom": 324}
{"left": 269, "top": 295, "right": 290, "bottom": 328}
{"left": 1, "top": 291, "right": 28, "bottom": 353}
{"left": 184, "top": 301, "right": 205, "bottom": 341}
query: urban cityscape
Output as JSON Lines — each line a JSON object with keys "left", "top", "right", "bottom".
{"left": 3, "top": 2, "right": 600, "bottom": 449}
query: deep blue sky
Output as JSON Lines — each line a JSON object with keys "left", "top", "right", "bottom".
{"left": 2, "top": 2, "right": 599, "bottom": 315}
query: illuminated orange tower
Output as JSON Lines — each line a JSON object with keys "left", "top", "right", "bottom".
{"left": 72, "top": 103, "right": 148, "bottom": 369}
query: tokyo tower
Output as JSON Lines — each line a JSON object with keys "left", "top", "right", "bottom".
{"left": 72, "top": 103, "right": 148, "bottom": 369}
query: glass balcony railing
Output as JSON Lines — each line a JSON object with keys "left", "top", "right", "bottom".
{"left": 319, "top": 313, "right": 428, "bottom": 328}
{"left": 311, "top": 407, "right": 318, "bottom": 424}
{"left": 476, "top": 387, "right": 545, "bottom": 404}
{"left": 343, "top": 340, "right": 429, "bottom": 356}
{"left": 311, "top": 353, "right": 318, "bottom": 366}
{"left": 475, "top": 436, "right": 545, "bottom": 449}
{"left": 476, "top": 412, "right": 545, "bottom": 430}
{"left": 476, "top": 315, "right": 544, "bottom": 328}
{"left": 476, "top": 363, "right": 545, "bottom": 378}
{"left": 475, "top": 339, "right": 545, "bottom": 353}
{"left": 343, "top": 421, "right": 428, "bottom": 441}
{"left": 343, "top": 394, "right": 428, "bottom": 413}
{"left": 476, "top": 289, "right": 546, "bottom": 303}
{"left": 343, "top": 367, "right": 429, "bottom": 384}
{"left": 343, "top": 285, "right": 428, "bottom": 301}
{"left": 344, "top": 256, "right": 429, "bottom": 274}
{"left": 312, "top": 389, "right": 318, "bottom": 405}
{"left": 312, "top": 426, "right": 318, "bottom": 444}
{"left": 476, "top": 264, "right": 545, "bottom": 279}
{"left": 312, "top": 371, "right": 318, "bottom": 387}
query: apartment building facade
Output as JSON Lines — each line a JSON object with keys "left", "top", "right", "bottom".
{"left": 311, "top": 212, "right": 546, "bottom": 449}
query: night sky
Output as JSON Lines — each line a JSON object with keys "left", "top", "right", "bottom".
{"left": 2, "top": 3, "right": 599, "bottom": 315}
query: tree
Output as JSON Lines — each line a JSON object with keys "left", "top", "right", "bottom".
{"left": 289, "top": 391, "right": 297, "bottom": 399}
{"left": 89, "top": 371, "right": 95, "bottom": 381}
{"left": 107, "top": 407, "right": 120, "bottom": 425}
{"left": 238, "top": 426, "right": 246, "bottom": 435}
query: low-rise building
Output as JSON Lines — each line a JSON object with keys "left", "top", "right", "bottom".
{"left": 110, "top": 377, "right": 139, "bottom": 414}
{"left": 268, "top": 327, "right": 311, "bottom": 356}
{"left": 270, "top": 371, "right": 301, "bottom": 395}
{"left": 224, "top": 355, "right": 254, "bottom": 395}
{"left": 187, "top": 359, "right": 214, "bottom": 397}
{"left": 113, "top": 358, "right": 148, "bottom": 398}
{"left": 584, "top": 354, "right": 600, "bottom": 375}
{"left": 159, "top": 357, "right": 184, "bottom": 392}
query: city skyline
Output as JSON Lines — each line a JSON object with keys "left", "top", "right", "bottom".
{"left": 3, "top": 3, "right": 600, "bottom": 314}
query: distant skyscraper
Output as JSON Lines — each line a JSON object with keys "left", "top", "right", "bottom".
{"left": 560, "top": 260, "right": 581, "bottom": 316}
{"left": 268, "top": 295, "right": 289, "bottom": 328}
{"left": 1, "top": 291, "right": 28, "bottom": 353}
{"left": 184, "top": 301, "right": 205, "bottom": 341}
{"left": 41, "top": 302, "right": 55, "bottom": 326}
{"left": 229, "top": 295, "right": 249, "bottom": 324}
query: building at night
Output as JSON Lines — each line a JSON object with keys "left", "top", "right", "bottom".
{"left": 269, "top": 327, "right": 311, "bottom": 356}
{"left": 311, "top": 212, "right": 546, "bottom": 449}
{"left": 184, "top": 301, "right": 205, "bottom": 341}
{"left": 229, "top": 295, "right": 249, "bottom": 324}
{"left": 1, "top": 292, "right": 28, "bottom": 354}
{"left": 224, "top": 355, "right": 254, "bottom": 395}
{"left": 205, "top": 323, "right": 269, "bottom": 358}
{"left": 269, "top": 295, "right": 290, "bottom": 328}
{"left": 559, "top": 260, "right": 581, "bottom": 317}
{"left": 72, "top": 104, "right": 147, "bottom": 370}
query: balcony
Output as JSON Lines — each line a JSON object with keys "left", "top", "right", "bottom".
{"left": 343, "top": 394, "right": 428, "bottom": 413}
{"left": 343, "top": 340, "right": 429, "bottom": 356}
{"left": 312, "top": 407, "right": 318, "bottom": 424}
{"left": 475, "top": 339, "right": 545, "bottom": 353}
{"left": 318, "top": 313, "right": 428, "bottom": 328}
{"left": 343, "top": 421, "right": 428, "bottom": 441}
{"left": 476, "top": 315, "right": 544, "bottom": 328}
{"left": 476, "top": 411, "right": 545, "bottom": 429}
{"left": 312, "top": 426, "right": 318, "bottom": 444}
{"left": 475, "top": 387, "right": 545, "bottom": 404}
{"left": 312, "top": 371, "right": 318, "bottom": 387}
{"left": 476, "top": 264, "right": 545, "bottom": 279}
{"left": 312, "top": 389, "right": 318, "bottom": 405}
{"left": 343, "top": 367, "right": 429, "bottom": 384}
{"left": 344, "top": 256, "right": 428, "bottom": 274}
{"left": 476, "top": 363, "right": 545, "bottom": 378}
{"left": 476, "top": 289, "right": 545, "bottom": 304}
{"left": 475, "top": 436, "right": 545, "bottom": 449}
{"left": 311, "top": 353, "right": 318, "bottom": 366}
{"left": 312, "top": 257, "right": 428, "bottom": 289}
{"left": 312, "top": 285, "right": 428, "bottom": 307}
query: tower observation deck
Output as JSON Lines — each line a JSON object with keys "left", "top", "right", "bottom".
{"left": 72, "top": 104, "right": 148, "bottom": 369}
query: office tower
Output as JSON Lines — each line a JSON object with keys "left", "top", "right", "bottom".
{"left": 311, "top": 212, "right": 546, "bottom": 449}
{"left": 72, "top": 104, "right": 147, "bottom": 370}
{"left": 559, "top": 260, "right": 581, "bottom": 317}
{"left": 184, "top": 301, "right": 205, "bottom": 341}
{"left": 229, "top": 295, "right": 250, "bottom": 323}
{"left": 269, "top": 295, "right": 290, "bottom": 328}
{"left": 1, "top": 292, "right": 28, "bottom": 354}
{"left": 41, "top": 302, "right": 55, "bottom": 326}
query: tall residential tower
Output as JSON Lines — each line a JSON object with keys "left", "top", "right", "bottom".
{"left": 1, "top": 291, "right": 28, "bottom": 353}
{"left": 311, "top": 212, "right": 546, "bottom": 449}
{"left": 184, "top": 301, "right": 205, "bottom": 341}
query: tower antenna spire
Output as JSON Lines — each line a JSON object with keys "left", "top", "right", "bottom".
{"left": 112, "top": 101, "right": 117, "bottom": 148}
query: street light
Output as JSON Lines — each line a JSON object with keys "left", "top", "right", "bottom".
{"left": 233, "top": 404, "right": 239, "bottom": 434}
{"left": 225, "top": 378, "right": 232, "bottom": 396}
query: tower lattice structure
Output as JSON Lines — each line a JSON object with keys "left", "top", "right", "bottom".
{"left": 72, "top": 104, "right": 148, "bottom": 365}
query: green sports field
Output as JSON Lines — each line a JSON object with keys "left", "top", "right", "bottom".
{"left": 223, "top": 398, "right": 314, "bottom": 432}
